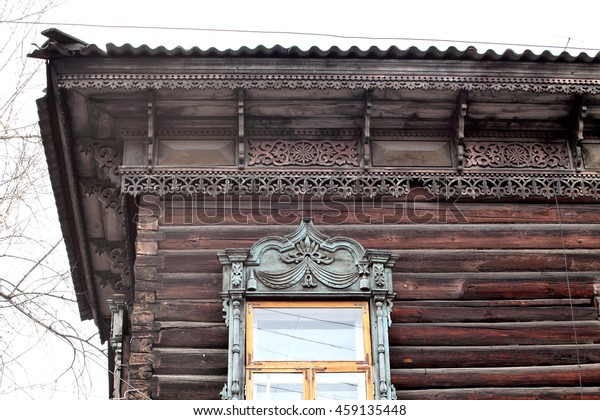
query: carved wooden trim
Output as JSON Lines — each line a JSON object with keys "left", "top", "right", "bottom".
{"left": 248, "top": 140, "right": 359, "bottom": 167}
{"left": 218, "top": 220, "right": 397, "bottom": 400}
{"left": 58, "top": 73, "right": 600, "bottom": 94}
{"left": 108, "top": 296, "right": 126, "bottom": 399}
{"left": 96, "top": 271, "right": 131, "bottom": 295}
{"left": 464, "top": 142, "right": 571, "bottom": 169}
{"left": 453, "top": 91, "right": 468, "bottom": 171}
{"left": 120, "top": 170, "right": 600, "bottom": 200}
{"left": 92, "top": 240, "right": 133, "bottom": 292}
{"left": 80, "top": 180, "right": 125, "bottom": 225}
{"left": 79, "top": 138, "right": 122, "bottom": 184}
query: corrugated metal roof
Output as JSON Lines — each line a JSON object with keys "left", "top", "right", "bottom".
{"left": 29, "top": 29, "right": 600, "bottom": 63}
{"left": 88, "top": 43, "right": 600, "bottom": 63}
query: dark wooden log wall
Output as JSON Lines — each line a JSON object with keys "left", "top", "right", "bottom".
{"left": 145, "top": 196, "right": 600, "bottom": 400}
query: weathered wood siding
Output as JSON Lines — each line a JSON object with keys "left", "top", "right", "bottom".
{"left": 145, "top": 196, "right": 600, "bottom": 399}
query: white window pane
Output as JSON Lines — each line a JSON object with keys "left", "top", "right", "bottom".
{"left": 315, "top": 372, "right": 367, "bottom": 400}
{"left": 252, "top": 373, "right": 304, "bottom": 400}
{"left": 252, "top": 306, "right": 364, "bottom": 361}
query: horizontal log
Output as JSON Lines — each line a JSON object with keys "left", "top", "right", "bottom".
{"left": 159, "top": 224, "right": 600, "bottom": 250}
{"left": 392, "top": 303, "right": 597, "bottom": 323}
{"left": 160, "top": 200, "right": 600, "bottom": 225}
{"left": 391, "top": 363, "right": 600, "bottom": 389}
{"left": 156, "top": 322, "right": 228, "bottom": 349}
{"left": 395, "top": 386, "right": 600, "bottom": 400}
{"left": 389, "top": 321, "right": 600, "bottom": 346}
{"left": 396, "top": 298, "right": 592, "bottom": 307}
{"left": 393, "top": 272, "right": 599, "bottom": 300}
{"left": 157, "top": 248, "right": 600, "bottom": 276}
{"left": 392, "top": 249, "right": 600, "bottom": 273}
{"left": 468, "top": 102, "right": 569, "bottom": 120}
{"left": 157, "top": 300, "right": 224, "bottom": 322}
{"left": 157, "top": 273, "right": 222, "bottom": 300}
{"left": 153, "top": 348, "right": 227, "bottom": 376}
{"left": 152, "top": 375, "right": 225, "bottom": 400}
{"left": 160, "top": 251, "right": 222, "bottom": 273}
{"left": 391, "top": 344, "right": 600, "bottom": 369}
{"left": 245, "top": 100, "right": 363, "bottom": 118}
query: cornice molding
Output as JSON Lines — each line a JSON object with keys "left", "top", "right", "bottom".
{"left": 57, "top": 73, "right": 600, "bottom": 94}
{"left": 119, "top": 169, "right": 600, "bottom": 200}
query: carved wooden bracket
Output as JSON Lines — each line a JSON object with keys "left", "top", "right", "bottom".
{"left": 571, "top": 97, "right": 587, "bottom": 171}
{"left": 79, "top": 138, "right": 122, "bottom": 185}
{"left": 362, "top": 90, "right": 372, "bottom": 170}
{"left": 454, "top": 91, "right": 468, "bottom": 171}
{"left": 80, "top": 180, "right": 125, "bottom": 225}
{"left": 147, "top": 91, "right": 156, "bottom": 171}
{"left": 237, "top": 88, "right": 246, "bottom": 169}
{"left": 92, "top": 240, "right": 133, "bottom": 292}
{"left": 96, "top": 271, "right": 131, "bottom": 296}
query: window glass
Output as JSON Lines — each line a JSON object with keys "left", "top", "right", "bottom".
{"left": 315, "top": 372, "right": 367, "bottom": 400}
{"left": 251, "top": 373, "right": 304, "bottom": 400}
{"left": 246, "top": 302, "right": 373, "bottom": 400}
{"left": 251, "top": 306, "right": 365, "bottom": 361}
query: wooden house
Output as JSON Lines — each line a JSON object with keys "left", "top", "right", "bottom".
{"left": 32, "top": 28, "right": 600, "bottom": 400}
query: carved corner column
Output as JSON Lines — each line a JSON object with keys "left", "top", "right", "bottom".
{"left": 218, "top": 250, "right": 249, "bottom": 400}
{"left": 127, "top": 194, "right": 163, "bottom": 399}
{"left": 367, "top": 250, "right": 398, "bottom": 400}
{"left": 108, "top": 295, "right": 126, "bottom": 399}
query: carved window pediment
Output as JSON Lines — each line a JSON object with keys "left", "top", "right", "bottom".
{"left": 218, "top": 220, "right": 398, "bottom": 400}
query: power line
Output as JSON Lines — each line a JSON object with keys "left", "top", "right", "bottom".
{"left": 2, "top": 19, "right": 600, "bottom": 52}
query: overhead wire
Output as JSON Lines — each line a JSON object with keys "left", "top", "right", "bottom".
{"left": 1, "top": 19, "right": 599, "bottom": 52}
{"left": 554, "top": 182, "right": 584, "bottom": 400}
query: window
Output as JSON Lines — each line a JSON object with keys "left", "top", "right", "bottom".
{"left": 219, "top": 220, "right": 397, "bottom": 400}
{"left": 245, "top": 301, "right": 373, "bottom": 400}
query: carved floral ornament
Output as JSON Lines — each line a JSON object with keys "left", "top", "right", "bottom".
{"left": 248, "top": 140, "right": 359, "bottom": 167}
{"left": 218, "top": 220, "right": 397, "bottom": 294}
{"left": 464, "top": 142, "right": 570, "bottom": 169}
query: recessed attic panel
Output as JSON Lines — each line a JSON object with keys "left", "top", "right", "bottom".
{"left": 465, "top": 90, "right": 575, "bottom": 134}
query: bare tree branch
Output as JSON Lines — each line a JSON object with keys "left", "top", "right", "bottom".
{"left": 0, "top": 0, "right": 108, "bottom": 399}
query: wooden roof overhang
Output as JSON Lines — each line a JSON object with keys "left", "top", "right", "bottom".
{"left": 31, "top": 29, "right": 600, "bottom": 339}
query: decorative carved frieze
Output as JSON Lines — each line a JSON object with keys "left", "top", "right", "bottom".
{"left": 247, "top": 128, "right": 360, "bottom": 139}
{"left": 248, "top": 140, "right": 359, "bottom": 167}
{"left": 464, "top": 142, "right": 570, "bottom": 169}
{"left": 57, "top": 73, "right": 600, "bottom": 95}
{"left": 120, "top": 170, "right": 600, "bottom": 199}
{"left": 121, "top": 128, "right": 238, "bottom": 139}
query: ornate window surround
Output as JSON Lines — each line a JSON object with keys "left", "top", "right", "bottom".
{"left": 218, "top": 219, "right": 398, "bottom": 400}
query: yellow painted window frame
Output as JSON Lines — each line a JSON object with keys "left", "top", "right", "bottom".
{"left": 245, "top": 300, "right": 374, "bottom": 400}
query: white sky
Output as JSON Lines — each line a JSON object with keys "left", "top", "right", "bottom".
{"left": 43, "top": 0, "right": 600, "bottom": 54}
{"left": 7, "top": 0, "right": 600, "bottom": 401}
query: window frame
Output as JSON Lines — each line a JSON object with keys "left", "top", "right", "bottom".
{"left": 218, "top": 220, "right": 397, "bottom": 400}
{"left": 245, "top": 300, "right": 374, "bottom": 400}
